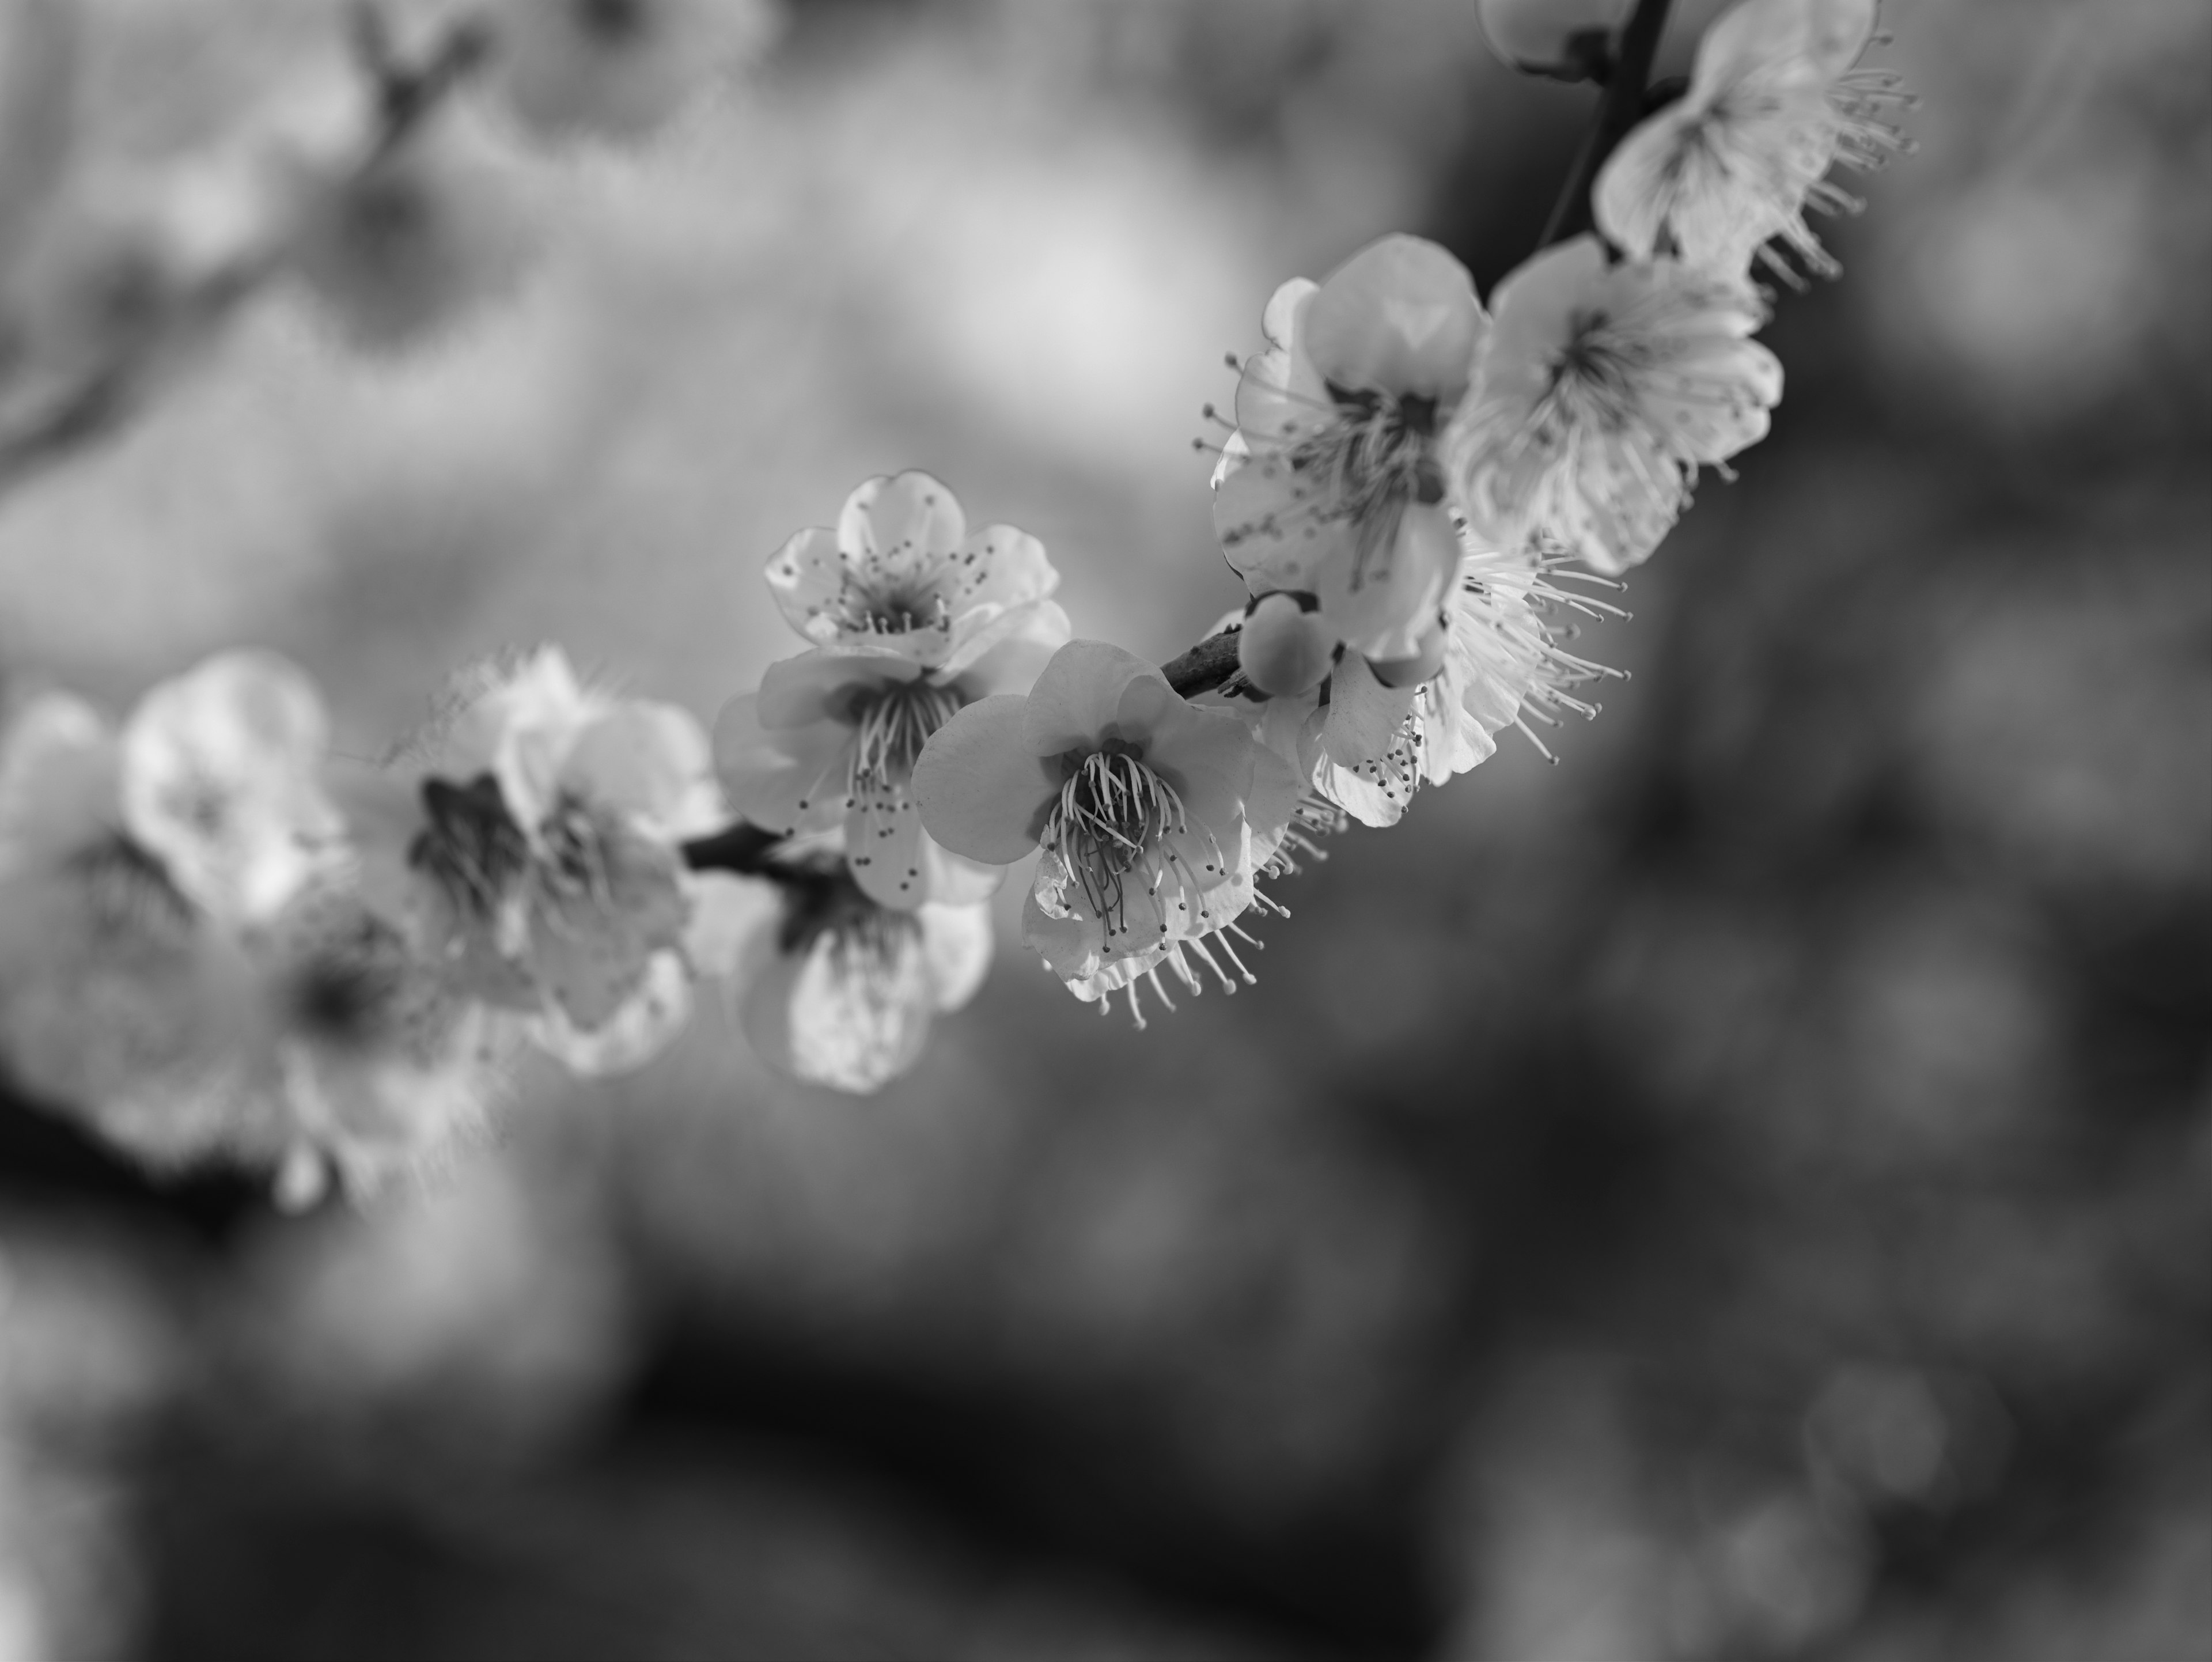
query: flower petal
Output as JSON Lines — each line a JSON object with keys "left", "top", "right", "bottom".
{"left": 712, "top": 693, "right": 851, "bottom": 838}
{"left": 911, "top": 694, "right": 1058, "bottom": 864}
{"left": 566, "top": 700, "right": 722, "bottom": 839}
{"left": 1020, "top": 639, "right": 1163, "bottom": 757}
{"left": 916, "top": 900, "right": 994, "bottom": 1010}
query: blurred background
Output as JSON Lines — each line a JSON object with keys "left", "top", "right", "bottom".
{"left": 2, "top": 0, "right": 2207, "bottom": 1656}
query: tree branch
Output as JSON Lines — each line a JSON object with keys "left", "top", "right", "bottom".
{"left": 1539, "top": 0, "right": 1675, "bottom": 248}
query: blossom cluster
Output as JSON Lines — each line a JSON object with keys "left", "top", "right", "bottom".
{"left": 0, "top": 0, "right": 1908, "bottom": 1202}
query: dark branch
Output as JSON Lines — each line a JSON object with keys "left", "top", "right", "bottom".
{"left": 1539, "top": 0, "right": 1675, "bottom": 249}
{"left": 680, "top": 821, "right": 785, "bottom": 876}
{"left": 1161, "top": 629, "right": 1243, "bottom": 699}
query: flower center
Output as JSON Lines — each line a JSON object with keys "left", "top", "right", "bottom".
{"left": 827, "top": 576, "right": 953, "bottom": 639}
{"left": 70, "top": 835, "right": 197, "bottom": 940}
{"left": 1287, "top": 386, "right": 1446, "bottom": 590}
{"left": 1041, "top": 744, "right": 1191, "bottom": 933}
{"left": 849, "top": 679, "right": 964, "bottom": 798}
{"left": 411, "top": 773, "right": 529, "bottom": 919}
{"left": 1548, "top": 309, "right": 1685, "bottom": 436}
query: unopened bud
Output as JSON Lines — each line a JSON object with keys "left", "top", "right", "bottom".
{"left": 1475, "top": 0, "right": 1631, "bottom": 81}
{"left": 1238, "top": 592, "right": 1336, "bottom": 698}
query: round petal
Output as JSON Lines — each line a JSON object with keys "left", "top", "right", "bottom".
{"left": 916, "top": 901, "right": 994, "bottom": 1011}
{"left": 566, "top": 701, "right": 722, "bottom": 839}
{"left": 1020, "top": 640, "right": 1165, "bottom": 757}
{"left": 911, "top": 695, "right": 1059, "bottom": 864}
{"left": 0, "top": 692, "right": 120, "bottom": 866}
{"left": 1303, "top": 234, "right": 1487, "bottom": 406}
{"left": 755, "top": 650, "right": 922, "bottom": 730}
{"left": 712, "top": 693, "right": 853, "bottom": 838}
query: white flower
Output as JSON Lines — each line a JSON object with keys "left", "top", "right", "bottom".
{"left": 1213, "top": 235, "right": 1487, "bottom": 661}
{"left": 119, "top": 650, "right": 343, "bottom": 927}
{"left": 912, "top": 640, "right": 1304, "bottom": 996}
{"left": 1238, "top": 542, "right": 1625, "bottom": 826}
{"left": 1594, "top": 0, "right": 1911, "bottom": 280}
{"left": 720, "top": 472, "right": 1069, "bottom": 910}
{"left": 1451, "top": 235, "right": 1782, "bottom": 573}
{"left": 685, "top": 853, "right": 991, "bottom": 1094}
{"left": 405, "top": 646, "right": 721, "bottom": 1074}
{"left": 252, "top": 881, "right": 518, "bottom": 1208}
{"left": 0, "top": 692, "right": 258, "bottom": 1168}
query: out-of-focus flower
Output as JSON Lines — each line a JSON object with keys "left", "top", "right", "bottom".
{"left": 484, "top": 0, "right": 771, "bottom": 147}
{"left": 687, "top": 850, "right": 993, "bottom": 1094}
{"left": 719, "top": 472, "right": 1068, "bottom": 910}
{"left": 1451, "top": 235, "right": 1780, "bottom": 573}
{"left": 1240, "top": 543, "right": 1621, "bottom": 826}
{"left": 118, "top": 649, "right": 343, "bottom": 927}
{"left": 0, "top": 691, "right": 258, "bottom": 1167}
{"left": 1595, "top": 0, "right": 1910, "bottom": 279}
{"left": 912, "top": 641, "right": 1304, "bottom": 997}
{"left": 1214, "top": 236, "right": 1486, "bottom": 661}
{"left": 404, "top": 646, "right": 721, "bottom": 1075}
{"left": 251, "top": 881, "right": 517, "bottom": 1209}
{"left": 1475, "top": 0, "right": 1632, "bottom": 81}
{"left": 273, "top": 104, "right": 536, "bottom": 353}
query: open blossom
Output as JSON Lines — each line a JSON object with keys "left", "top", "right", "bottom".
{"left": 0, "top": 690, "right": 260, "bottom": 1167}
{"left": 1213, "top": 235, "right": 1487, "bottom": 661}
{"left": 719, "top": 472, "right": 1069, "bottom": 910}
{"left": 404, "top": 646, "right": 722, "bottom": 1075}
{"left": 685, "top": 846, "right": 991, "bottom": 1094}
{"left": 1238, "top": 542, "right": 1623, "bottom": 827}
{"left": 1595, "top": 0, "right": 1911, "bottom": 279}
{"left": 1451, "top": 235, "right": 1782, "bottom": 574}
{"left": 912, "top": 641, "right": 1303, "bottom": 998}
{"left": 251, "top": 881, "right": 517, "bottom": 1209}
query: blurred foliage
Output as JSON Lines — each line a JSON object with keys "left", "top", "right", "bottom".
{"left": 3, "top": 0, "right": 2208, "bottom": 1657}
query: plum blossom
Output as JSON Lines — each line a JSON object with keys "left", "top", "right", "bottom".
{"left": 719, "top": 472, "right": 1069, "bottom": 909}
{"left": 685, "top": 845, "right": 991, "bottom": 1093}
{"left": 912, "top": 641, "right": 1304, "bottom": 1005}
{"left": 1595, "top": 0, "right": 1912, "bottom": 280}
{"left": 0, "top": 689, "right": 259, "bottom": 1167}
{"left": 1239, "top": 542, "right": 1624, "bottom": 827}
{"left": 403, "top": 646, "right": 722, "bottom": 1074}
{"left": 119, "top": 650, "right": 344, "bottom": 926}
{"left": 1213, "top": 235, "right": 1487, "bottom": 661}
{"left": 252, "top": 881, "right": 517, "bottom": 1209}
{"left": 1450, "top": 235, "right": 1782, "bottom": 573}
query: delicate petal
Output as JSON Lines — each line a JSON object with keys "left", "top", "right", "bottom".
{"left": 1302, "top": 234, "right": 1487, "bottom": 404}
{"left": 680, "top": 870, "right": 781, "bottom": 983}
{"left": 120, "top": 650, "right": 341, "bottom": 925}
{"left": 946, "top": 603, "right": 1071, "bottom": 697}
{"left": 755, "top": 650, "right": 920, "bottom": 730}
{"left": 566, "top": 701, "right": 722, "bottom": 839}
{"left": 712, "top": 693, "right": 853, "bottom": 838}
{"left": 844, "top": 778, "right": 928, "bottom": 908}
{"left": 912, "top": 694, "right": 1058, "bottom": 864}
{"left": 916, "top": 901, "right": 994, "bottom": 1010}
{"left": 1021, "top": 640, "right": 1164, "bottom": 756}
{"left": 741, "top": 919, "right": 932, "bottom": 1094}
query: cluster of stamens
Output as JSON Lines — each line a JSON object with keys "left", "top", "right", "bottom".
{"left": 411, "top": 773, "right": 528, "bottom": 922}
{"left": 1042, "top": 745, "right": 1198, "bottom": 940}
{"left": 849, "top": 680, "right": 965, "bottom": 801}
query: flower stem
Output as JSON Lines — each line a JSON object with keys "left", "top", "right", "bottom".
{"left": 1161, "top": 629, "right": 1243, "bottom": 698}
{"left": 1539, "top": 0, "right": 1675, "bottom": 249}
{"left": 681, "top": 821, "right": 786, "bottom": 876}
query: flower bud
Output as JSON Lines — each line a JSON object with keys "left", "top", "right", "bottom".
{"left": 1303, "top": 234, "right": 1484, "bottom": 405}
{"left": 1475, "top": 0, "right": 1632, "bottom": 81}
{"left": 1369, "top": 615, "right": 1450, "bottom": 688}
{"left": 1238, "top": 592, "right": 1336, "bottom": 698}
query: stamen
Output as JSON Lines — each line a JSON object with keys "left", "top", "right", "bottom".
{"left": 849, "top": 679, "right": 965, "bottom": 803}
{"left": 1039, "top": 747, "right": 1193, "bottom": 943}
